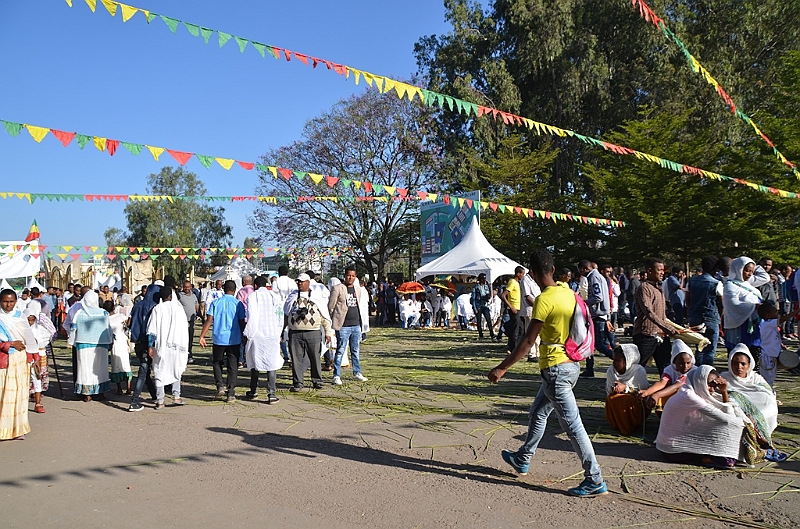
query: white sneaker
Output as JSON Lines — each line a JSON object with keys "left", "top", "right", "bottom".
{"left": 333, "top": 376, "right": 342, "bottom": 385}
{"left": 354, "top": 373, "right": 368, "bottom": 382}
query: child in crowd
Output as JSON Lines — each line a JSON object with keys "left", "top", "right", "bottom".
{"left": 104, "top": 300, "right": 133, "bottom": 394}
{"left": 758, "top": 302, "right": 797, "bottom": 388}
{"left": 639, "top": 340, "right": 695, "bottom": 413}
{"left": 604, "top": 344, "right": 649, "bottom": 436}
{"left": 24, "top": 307, "right": 51, "bottom": 414}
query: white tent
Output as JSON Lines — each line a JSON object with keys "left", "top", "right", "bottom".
{"left": 25, "top": 277, "right": 45, "bottom": 291}
{"left": 0, "top": 240, "right": 41, "bottom": 279}
{"left": 0, "top": 278, "right": 11, "bottom": 291}
{"left": 415, "top": 220, "right": 523, "bottom": 285}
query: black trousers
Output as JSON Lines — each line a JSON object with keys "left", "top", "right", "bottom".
{"left": 289, "top": 330, "right": 323, "bottom": 387}
{"left": 212, "top": 344, "right": 239, "bottom": 397}
{"left": 187, "top": 316, "right": 196, "bottom": 356}
{"left": 633, "top": 334, "right": 671, "bottom": 375}
{"left": 476, "top": 306, "right": 495, "bottom": 339}
{"left": 250, "top": 369, "right": 278, "bottom": 396}
{"left": 506, "top": 312, "right": 524, "bottom": 352}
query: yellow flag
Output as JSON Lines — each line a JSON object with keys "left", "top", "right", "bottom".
{"left": 100, "top": 0, "right": 117, "bottom": 16}
{"left": 65, "top": 0, "right": 73, "bottom": 6}
{"left": 480, "top": 201, "right": 488, "bottom": 210}
{"left": 25, "top": 125, "right": 50, "bottom": 143}
{"left": 120, "top": 3, "right": 138, "bottom": 21}
{"left": 383, "top": 186, "right": 396, "bottom": 195}
{"left": 350, "top": 69, "right": 362, "bottom": 85}
{"left": 382, "top": 78, "right": 397, "bottom": 95}
{"left": 91, "top": 246, "right": 98, "bottom": 252}
{"left": 268, "top": 166, "right": 277, "bottom": 179}
{"left": 363, "top": 72, "right": 375, "bottom": 87}
{"left": 146, "top": 145, "right": 165, "bottom": 161}
{"left": 457, "top": 197, "right": 465, "bottom": 207}
{"left": 85, "top": 0, "right": 97, "bottom": 12}
{"left": 215, "top": 158, "right": 234, "bottom": 170}
{"left": 93, "top": 137, "right": 107, "bottom": 152}
{"left": 309, "top": 173, "right": 324, "bottom": 184}
{"left": 57, "top": 253, "right": 67, "bottom": 260}
{"left": 428, "top": 193, "right": 438, "bottom": 202}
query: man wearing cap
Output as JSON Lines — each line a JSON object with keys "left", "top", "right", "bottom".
{"left": 284, "top": 273, "right": 333, "bottom": 391}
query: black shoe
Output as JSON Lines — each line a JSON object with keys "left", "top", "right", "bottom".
{"left": 245, "top": 390, "right": 258, "bottom": 399}
{"left": 290, "top": 385, "right": 304, "bottom": 392}
{"left": 313, "top": 382, "right": 324, "bottom": 389}
{"left": 128, "top": 403, "right": 144, "bottom": 412}
{"left": 268, "top": 395, "right": 280, "bottom": 404}
{"left": 579, "top": 370, "right": 595, "bottom": 378}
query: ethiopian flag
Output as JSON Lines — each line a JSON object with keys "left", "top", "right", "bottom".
{"left": 25, "top": 220, "right": 40, "bottom": 242}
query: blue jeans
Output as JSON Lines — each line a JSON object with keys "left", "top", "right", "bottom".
{"left": 130, "top": 342, "right": 156, "bottom": 406}
{"left": 586, "top": 318, "right": 615, "bottom": 373}
{"left": 334, "top": 325, "right": 362, "bottom": 377}
{"left": 695, "top": 320, "right": 719, "bottom": 366}
{"left": 514, "top": 362, "right": 603, "bottom": 483}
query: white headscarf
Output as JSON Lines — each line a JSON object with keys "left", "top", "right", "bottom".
{"left": 0, "top": 300, "right": 38, "bottom": 352}
{"left": 721, "top": 344, "right": 778, "bottom": 434}
{"left": 605, "top": 344, "right": 648, "bottom": 395}
{"left": 147, "top": 290, "right": 189, "bottom": 386}
{"left": 656, "top": 365, "right": 748, "bottom": 459}
{"left": 722, "top": 257, "right": 763, "bottom": 329}
{"left": 661, "top": 340, "right": 695, "bottom": 383}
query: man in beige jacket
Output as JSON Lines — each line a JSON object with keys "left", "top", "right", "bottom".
{"left": 328, "top": 267, "right": 368, "bottom": 386}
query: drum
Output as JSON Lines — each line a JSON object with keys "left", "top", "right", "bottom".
{"left": 777, "top": 349, "right": 800, "bottom": 370}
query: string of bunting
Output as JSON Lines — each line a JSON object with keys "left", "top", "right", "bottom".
{"left": 629, "top": 0, "right": 798, "bottom": 179}
{"left": 4, "top": 113, "right": 800, "bottom": 203}
{"left": 0, "top": 190, "right": 624, "bottom": 227}
{"left": 56, "top": 0, "right": 799, "bottom": 194}
{"left": 0, "top": 242, "right": 353, "bottom": 261}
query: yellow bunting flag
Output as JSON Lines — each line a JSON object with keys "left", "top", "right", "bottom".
{"left": 268, "top": 166, "right": 277, "bottom": 179}
{"left": 309, "top": 173, "right": 323, "bottom": 184}
{"left": 215, "top": 158, "right": 234, "bottom": 170}
{"left": 93, "top": 137, "right": 107, "bottom": 152}
{"left": 25, "top": 125, "right": 50, "bottom": 143}
{"left": 383, "top": 186, "right": 396, "bottom": 196}
{"left": 65, "top": 0, "right": 73, "bottom": 7}
{"left": 146, "top": 145, "right": 165, "bottom": 161}
{"left": 100, "top": 0, "right": 117, "bottom": 16}
{"left": 85, "top": 0, "right": 97, "bottom": 12}
{"left": 120, "top": 3, "right": 138, "bottom": 21}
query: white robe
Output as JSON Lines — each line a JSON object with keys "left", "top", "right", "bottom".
{"left": 244, "top": 288, "right": 284, "bottom": 372}
{"left": 147, "top": 298, "right": 189, "bottom": 387}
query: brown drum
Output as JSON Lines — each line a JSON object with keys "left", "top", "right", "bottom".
{"left": 777, "top": 349, "right": 800, "bottom": 370}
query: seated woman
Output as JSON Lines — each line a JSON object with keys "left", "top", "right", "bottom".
{"left": 604, "top": 344, "right": 649, "bottom": 436}
{"left": 399, "top": 294, "right": 420, "bottom": 329}
{"left": 721, "top": 344, "right": 785, "bottom": 462}
{"left": 639, "top": 340, "right": 695, "bottom": 413}
{"left": 656, "top": 365, "right": 761, "bottom": 469}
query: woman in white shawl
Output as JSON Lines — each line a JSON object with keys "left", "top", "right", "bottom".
{"left": 0, "top": 289, "right": 36, "bottom": 439}
{"left": 722, "top": 344, "right": 785, "bottom": 461}
{"left": 71, "top": 290, "right": 113, "bottom": 402}
{"left": 656, "top": 365, "right": 762, "bottom": 468}
{"left": 722, "top": 257, "right": 768, "bottom": 353}
{"left": 146, "top": 288, "right": 189, "bottom": 409}
{"left": 604, "top": 344, "right": 649, "bottom": 436}
{"left": 244, "top": 277, "right": 284, "bottom": 403}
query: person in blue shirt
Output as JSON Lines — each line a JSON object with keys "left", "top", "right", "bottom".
{"left": 199, "top": 280, "right": 246, "bottom": 403}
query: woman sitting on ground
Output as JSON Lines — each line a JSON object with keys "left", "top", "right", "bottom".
{"left": 604, "top": 344, "right": 649, "bottom": 436}
{"left": 721, "top": 344, "right": 785, "bottom": 462}
{"left": 656, "top": 365, "right": 762, "bottom": 469}
{"left": 638, "top": 340, "right": 695, "bottom": 413}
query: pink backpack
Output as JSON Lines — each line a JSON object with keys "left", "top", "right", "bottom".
{"left": 564, "top": 292, "right": 595, "bottom": 361}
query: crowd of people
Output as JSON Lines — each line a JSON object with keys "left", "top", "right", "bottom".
{"left": 0, "top": 251, "right": 795, "bottom": 494}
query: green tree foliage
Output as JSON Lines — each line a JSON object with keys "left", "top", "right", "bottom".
{"left": 105, "top": 167, "right": 233, "bottom": 277}
{"left": 416, "top": 0, "right": 800, "bottom": 267}
{"left": 248, "top": 88, "right": 441, "bottom": 282}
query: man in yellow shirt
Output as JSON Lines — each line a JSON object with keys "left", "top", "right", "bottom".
{"left": 488, "top": 249, "right": 607, "bottom": 497}
{"left": 500, "top": 266, "right": 525, "bottom": 352}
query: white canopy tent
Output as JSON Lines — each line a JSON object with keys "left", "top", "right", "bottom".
{"left": 415, "top": 220, "right": 523, "bottom": 285}
{"left": 0, "top": 240, "right": 41, "bottom": 280}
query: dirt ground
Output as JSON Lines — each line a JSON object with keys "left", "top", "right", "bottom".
{"left": 2, "top": 326, "right": 799, "bottom": 528}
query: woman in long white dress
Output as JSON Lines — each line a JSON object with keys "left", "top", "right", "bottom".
{"left": 104, "top": 300, "right": 133, "bottom": 394}
{"left": 71, "top": 291, "right": 113, "bottom": 402}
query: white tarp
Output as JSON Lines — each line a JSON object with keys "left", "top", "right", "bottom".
{"left": 415, "top": 220, "right": 523, "bottom": 285}
{"left": 0, "top": 240, "right": 41, "bottom": 279}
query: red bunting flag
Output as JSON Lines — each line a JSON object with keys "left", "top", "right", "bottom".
{"left": 167, "top": 149, "right": 193, "bottom": 166}
{"left": 50, "top": 129, "right": 76, "bottom": 147}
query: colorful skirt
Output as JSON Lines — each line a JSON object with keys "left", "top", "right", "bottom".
{"left": 0, "top": 351, "right": 31, "bottom": 440}
{"left": 605, "top": 393, "right": 650, "bottom": 436}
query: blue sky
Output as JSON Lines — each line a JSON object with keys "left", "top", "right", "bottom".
{"left": 0, "top": 0, "right": 452, "bottom": 248}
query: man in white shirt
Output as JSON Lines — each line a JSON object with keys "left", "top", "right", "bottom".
{"left": 204, "top": 280, "right": 224, "bottom": 314}
{"left": 272, "top": 265, "right": 298, "bottom": 362}
{"left": 521, "top": 270, "right": 542, "bottom": 361}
